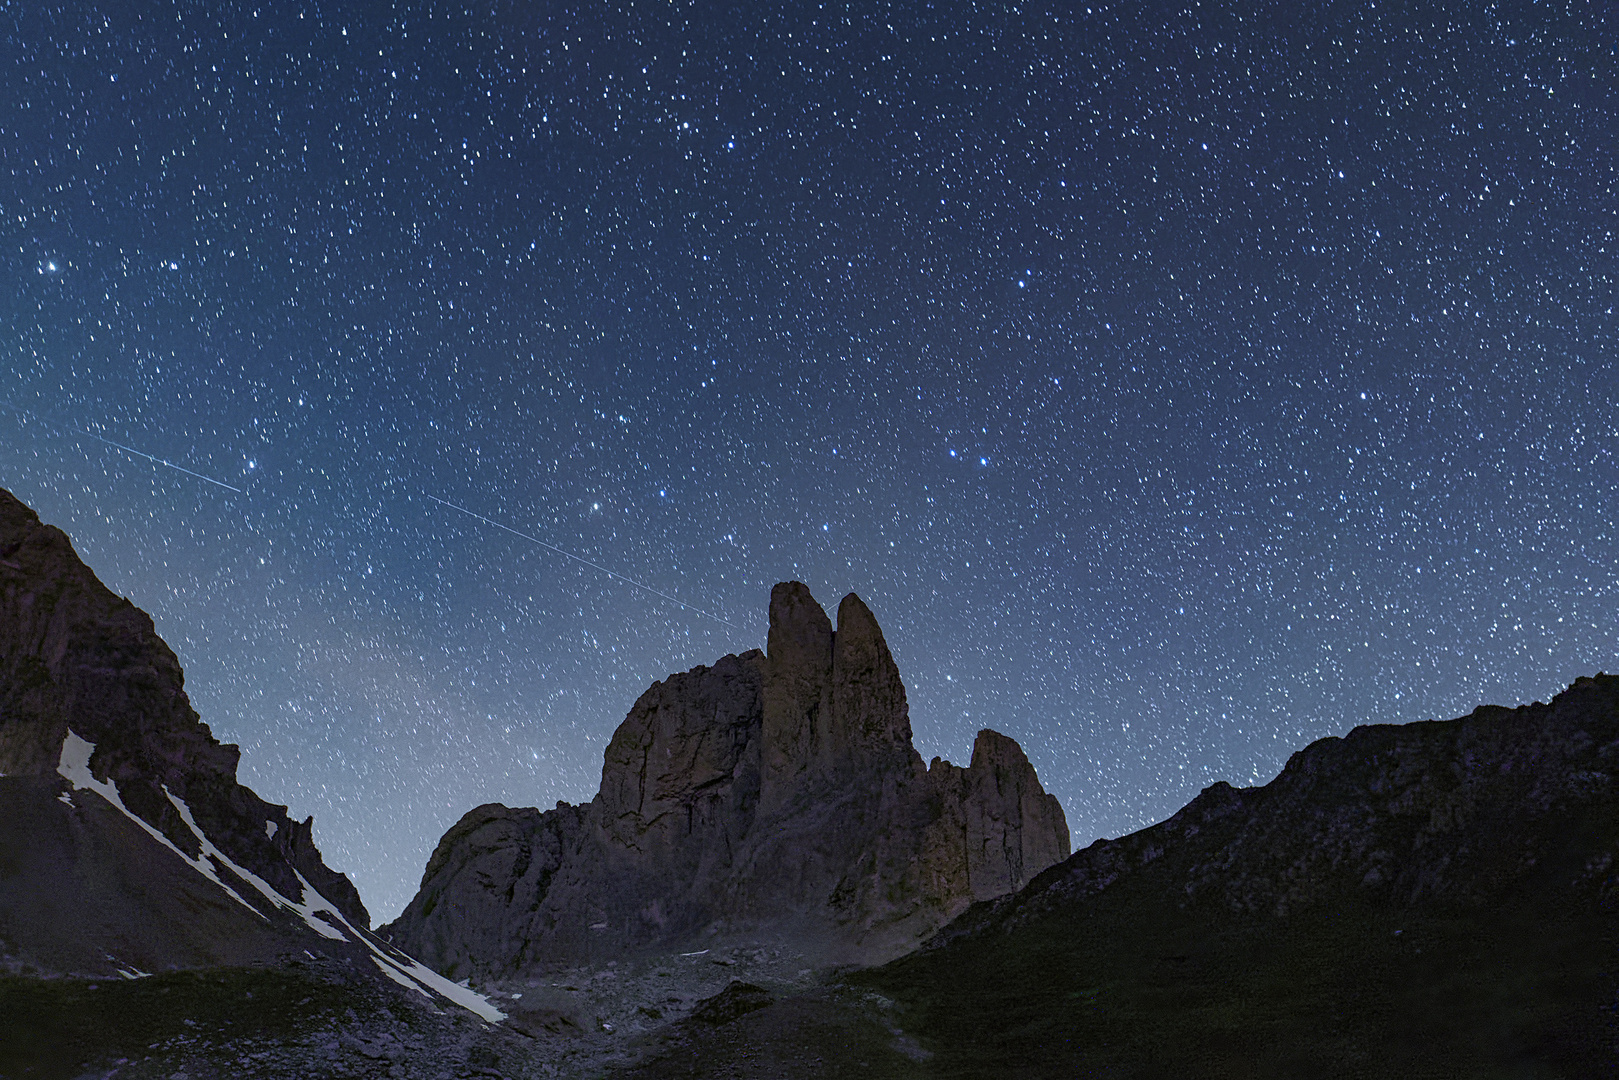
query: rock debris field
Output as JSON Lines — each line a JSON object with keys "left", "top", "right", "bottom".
{"left": 28, "top": 942, "right": 922, "bottom": 1080}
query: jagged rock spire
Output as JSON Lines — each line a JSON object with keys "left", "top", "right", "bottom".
{"left": 386, "top": 582, "right": 1071, "bottom": 975}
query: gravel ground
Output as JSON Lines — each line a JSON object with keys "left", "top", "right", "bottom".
{"left": 21, "top": 942, "right": 925, "bottom": 1080}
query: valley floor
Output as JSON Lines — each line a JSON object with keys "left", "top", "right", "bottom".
{"left": 0, "top": 942, "right": 922, "bottom": 1080}
{"left": 9, "top": 866, "right": 1618, "bottom": 1080}
{"left": 7, "top": 893, "right": 1617, "bottom": 1080}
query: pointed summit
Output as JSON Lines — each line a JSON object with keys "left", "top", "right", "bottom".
{"left": 766, "top": 580, "right": 834, "bottom": 676}
{"left": 387, "top": 582, "right": 1072, "bottom": 974}
{"left": 830, "top": 591, "right": 914, "bottom": 763}
{"left": 760, "top": 582, "right": 835, "bottom": 812}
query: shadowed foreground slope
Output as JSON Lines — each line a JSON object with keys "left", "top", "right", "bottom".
{"left": 852, "top": 673, "right": 1619, "bottom": 1078}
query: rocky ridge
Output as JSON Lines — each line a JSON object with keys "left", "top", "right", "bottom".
{"left": 0, "top": 487, "right": 366, "bottom": 935}
{"left": 0, "top": 487, "right": 498, "bottom": 1022}
{"left": 929, "top": 671, "right": 1619, "bottom": 950}
{"left": 385, "top": 582, "right": 1070, "bottom": 976}
{"left": 845, "top": 672, "right": 1619, "bottom": 1076}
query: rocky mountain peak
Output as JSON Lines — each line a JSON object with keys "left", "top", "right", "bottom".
{"left": 759, "top": 582, "right": 833, "bottom": 814}
{"left": 0, "top": 487, "right": 368, "bottom": 934}
{"left": 765, "top": 580, "right": 833, "bottom": 675}
{"left": 0, "top": 490, "right": 207, "bottom": 780}
{"left": 829, "top": 591, "right": 915, "bottom": 765}
{"left": 385, "top": 582, "right": 1070, "bottom": 977}
{"left": 0, "top": 491, "right": 507, "bottom": 1020}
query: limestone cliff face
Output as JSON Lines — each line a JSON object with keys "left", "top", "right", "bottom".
{"left": 928, "top": 672, "right": 1619, "bottom": 955}
{"left": 922, "top": 730, "right": 1073, "bottom": 904}
{"left": 0, "top": 487, "right": 368, "bottom": 933}
{"left": 385, "top": 582, "right": 1071, "bottom": 976}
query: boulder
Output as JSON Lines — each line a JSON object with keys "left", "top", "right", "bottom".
{"left": 690, "top": 980, "right": 773, "bottom": 1025}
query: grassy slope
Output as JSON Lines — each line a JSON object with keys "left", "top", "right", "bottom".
{"left": 0, "top": 964, "right": 385, "bottom": 1078}
{"left": 857, "top": 678, "right": 1619, "bottom": 1078}
{"left": 860, "top": 829, "right": 1618, "bottom": 1079}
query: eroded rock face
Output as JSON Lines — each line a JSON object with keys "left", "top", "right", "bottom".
{"left": 385, "top": 582, "right": 1071, "bottom": 975}
{"left": 929, "top": 672, "right": 1619, "bottom": 953}
{"left": 0, "top": 486, "right": 369, "bottom": 967}
{"left": 923, "top": 730, "right": 1073, "bottom": 904}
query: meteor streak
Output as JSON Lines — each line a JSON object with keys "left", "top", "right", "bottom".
{"left": 0, "top": 401, "right": 243, "bottom": 493}
{"left": 2, "top": 401, "right": 733, "bottom": 629}
{"left": 422, "top": 493, "right": 736, "bottom": 628}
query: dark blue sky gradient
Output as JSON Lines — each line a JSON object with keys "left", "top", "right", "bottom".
{"left": 3, "top": 0, "right": 1614, "bottom": 918}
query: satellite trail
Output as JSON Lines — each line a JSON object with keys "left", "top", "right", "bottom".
{"left": 0, "top": 401, "right": 243, "bottom": 493}
{"left": 422, "top": 493, "right": 736, "bottom": 628}
{"left": 1, "top": 400, "right": 735, "bottom": 627}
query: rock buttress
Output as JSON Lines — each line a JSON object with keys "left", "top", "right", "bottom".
{"left": 385, "top": 582, "right": 1070, "bottom": 974}
{"left": 0, "top": 487, "right": 439, "bottom": 984}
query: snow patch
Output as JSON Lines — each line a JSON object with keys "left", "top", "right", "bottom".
{"left": 53, "top": 731, "right": 503, "bottom": 1023}
{"left": 265, "top": 820, "right": 278, "bottom": 840}
{"left": 57, "top": 792, "right": 74, "bottom": 806}
{"left": 368, "top": 945, "right": 506, "bottom": 1022}
{"left": 57, "top": 731, "right": 263, "bottom": 917}
{"left": 372, "top": 955, "right": 432, "bottom": 997}
{"left": 163, "top": 791, "right": 346, "bottom": 941}
{"left": 106, "top": 952, "right": 151, "bottom": 979}
{"left": 282, "top": 868, "right": 504, "bottom": 1020}
{"left": 165, "top": 783, "right": 504, "bottom": 1019}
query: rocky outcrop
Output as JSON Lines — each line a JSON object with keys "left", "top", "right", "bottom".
{"left": 928, "top": 671, "right": 1619, "bottom": 950}
{"left": 920, "top": 729, "right": 1073, "bottom": 904}
{"left": 0, "top": 490, "right": 512, "bottom": 1023}
{"left": 0, "top": 488, "right": 368, "bottom": 934}
{"left": 385, "top": 582, "right": 1070, "bottom": 976}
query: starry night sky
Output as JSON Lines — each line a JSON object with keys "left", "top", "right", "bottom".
{"left": 3, "top": 1, "right": 1614, "bottom": 920}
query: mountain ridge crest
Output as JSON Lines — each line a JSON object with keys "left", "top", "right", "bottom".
{"left": 384, "top": 580, "right": 1071, "bottom": 974}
